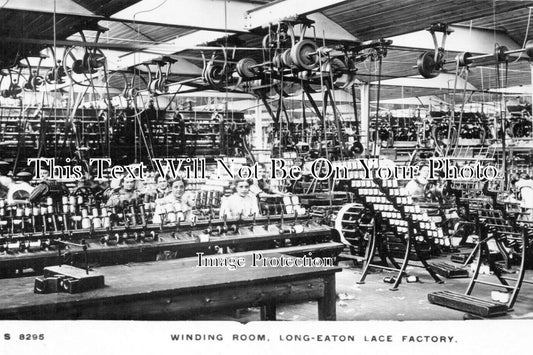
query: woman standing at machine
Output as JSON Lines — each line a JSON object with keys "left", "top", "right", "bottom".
{"left": 220, "top": 177, "right": 260, "bottom": 219}
{"left": 514, "top": 174, "right": 533, "bottom": 221}
{"left": 405, "top": 163, "right": 430, "bottom": 202}
{"left": 154, "top": 177, "right": 192, "bottom": 222}
{"left": 146, "top": 173, "right": 171, "bottom": 200}
{"left": 106, "top": 176, "right": 140, "bottom": 208}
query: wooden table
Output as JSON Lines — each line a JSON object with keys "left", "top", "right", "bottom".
{"left": 0, "top": 253, "right": 342, "bottom": 320}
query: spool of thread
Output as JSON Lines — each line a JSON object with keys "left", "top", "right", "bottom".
{"left": 47, "top": 205, "right": 54, "bottom": 214}
{"left": 81, "top": 216, "right": 91, "bottom": 229}
{"left": 24, "top": 206, "right": 32, "bottom": 216}
{"left": 77, "top": 196, "right": 84, "bottom": 205}
{"left": 27, "top": 240, "right": 41, "bottom": 252}
{"left": 406, "top": 275, "right": 419, "bottom": 283}
{"left": 62, "top": 196, "right": 68, "bottom": 205}
{"left": 101, "top": 216, "right": 110, "bottom": 228}
{"left": 293, "top": 224, "right": 304, "bottom": 234}
{"left": 62, "top": 205, "right": 69, "bottom": 214}
{"left": 40, "top": 206, "right": 47, "bottom": 215}
{"left": 7, "top": 241, "right": 20, "bottom": 252}
{"left": 383, "top": 276, "right": 397, "bottom": 284}
{"left": 69, "top": 205, "right": 76, "bottom": 214}
{"left": 69, "top": 196, "right": 76, "bottom": 206}
{"left": 92, "top": 208, "right": 99, "bottom": 218}
{"left": 167, "top": 208, "right": 177, "bottom": 223}
{"left": 198, "top": 233, "right": 210, "bottom": 242}
{"left": 46, "top": 197, "right": 53, "bottom": 206}
{"left": 33, "top": 205, "right": 40, "bottom": 216}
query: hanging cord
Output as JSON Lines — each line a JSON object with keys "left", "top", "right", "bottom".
{"left": 511, "top": 7, "right": 532, "bottom": 64}
{"left": 163, "top": 89, "right": 180, "bottom": 111}
{"left": 53, "top": 0, "right": 58, "bottom": 158}
{"left": 133, "top": 102, "right": 138, "bottom": 163}
{"left": 101, "top": 60, "right": 113, "bottom": 157}
{"left": 131, "top": 0, "right": 167, "bottom": 161}
{"left": 133, "top": 0, "right": 168, "bottom": 20}
{"left": 318, "top": 36, "right": 329, "bottom": 161}
{"left": 132, "top": 97, "right": 156, "bottom": 165}
{"left": 224, "top": 0, "right": 230, "bottom": 114}
{"left": 327, "top": 55, "right": 345, "bottom": 160}
{"left": 493, "top": 42, "right": 509, "bottom": 187}
{"left": 495, "top": 45, "right": 502, "bottom": 115}
{"left": 301, "top": 78, "right": 306, "bottom": 141}
{"left": 480, "top": 66, "right": 485, "bottom": 109}
{"left": 278, "top": 72, "right": 283, "bottom": 158}
{"left": 351, "top": 85, "right": 359, "bottom": 138}
{"left": 452, "top": 67, "right": 471, "bottom": 153}
{"left": 493, "top": 0, "right": 497, "bottom": 44}
{"left": 446, "top": 58, "right": 461, "bottom": 155}
{"left": 372, "top": 55, "right": 383, "bottom": 158}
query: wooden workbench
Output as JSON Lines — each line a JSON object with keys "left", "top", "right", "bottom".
{"left": 0, "top": 253, "right": 341, "bottom": 321}
{"left": 0, "top": 220, "right": 339, "bottom": 275}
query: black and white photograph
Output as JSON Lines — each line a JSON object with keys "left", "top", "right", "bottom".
{"left": 1, "top": 0, "right": 533, "bottom": 354}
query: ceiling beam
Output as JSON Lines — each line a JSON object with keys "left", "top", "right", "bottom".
{"left": 110, "top": 0, "right": 253, "bottom": 33}
{"left": 0, "top": 37, "right": 160, "bottom": 51}
{"left": 244, "top": 0, "right": 352, "bottom": 29}
{"left": 110, "top": 30, "right": 231, "bottom": 70}
{"left": 298, "top": 13, "right": 357, "bottom": 42}
{"left": 389, "top": 25, "right": 522, "bottom": 54}
{"left": 371, "top": 95, "right": 444, "bottom": 105}
{"left": 105, "top": 51, "right": 203, "bottom": 75}
{"left": 487, "top": 85, "right": 533, "bottom": 95}
{"left": 371, "top": 73, "right": 478, "bottom": 91}
{"left": 110, "top": 0, "right": 356, "bottom": 40}
{"left": 2, "top": 0, "right": 98, "bottom": 17}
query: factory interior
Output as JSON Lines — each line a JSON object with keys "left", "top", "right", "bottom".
{"left": 1, "top": 0, "right": 533, "bottom": 322}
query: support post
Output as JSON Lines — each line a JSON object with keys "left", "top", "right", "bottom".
{"left": 530, "top": 62, "right": 533, "bottom": 137}
{"left": 255, "top": 98, "right": 263, "bottom": 149}
{"left": 360, "top": 83, "right": 370, "bottom": 154}
{"left": 318, "top": 274, "right": 337, "bottom": 320}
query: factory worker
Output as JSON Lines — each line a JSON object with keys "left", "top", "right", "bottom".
{"left": 249, "top": 163, "right": 284, "bottom": 198}
{"left": 106, "top": 176, "right": 140, "bottom": 208}
{"left": 146, "top": 173, "right": 171, "bottom": 199}
{"left": 0, "top": 161, "right": 14, "bottom": 199}
{"left": 154, "top": 177, "right": 192, "bottom": 223}
{"left": 405, "top": 163, "right": 430, "bottom": 201}
{"left": 219, "top": 177, "right": 260, "bottom": 219}
{"left": 514, "top": 174, "right": 533, "bottom": 220}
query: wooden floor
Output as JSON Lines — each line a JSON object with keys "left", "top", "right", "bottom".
{"left": 191, "top": 260, "right": 533, "bottom": 321}
{"left": 2, "top": 252, "right": 533, "bottom": 321}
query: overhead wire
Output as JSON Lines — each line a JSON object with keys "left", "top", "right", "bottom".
{"left": 53, "top": 0, "right": 58, "bottom": 159}
{"left": 131, "top": 1, "right": 168, "bottom": 163}
{"left": 510, "top": 7, "right": 532, "bottom": 64}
